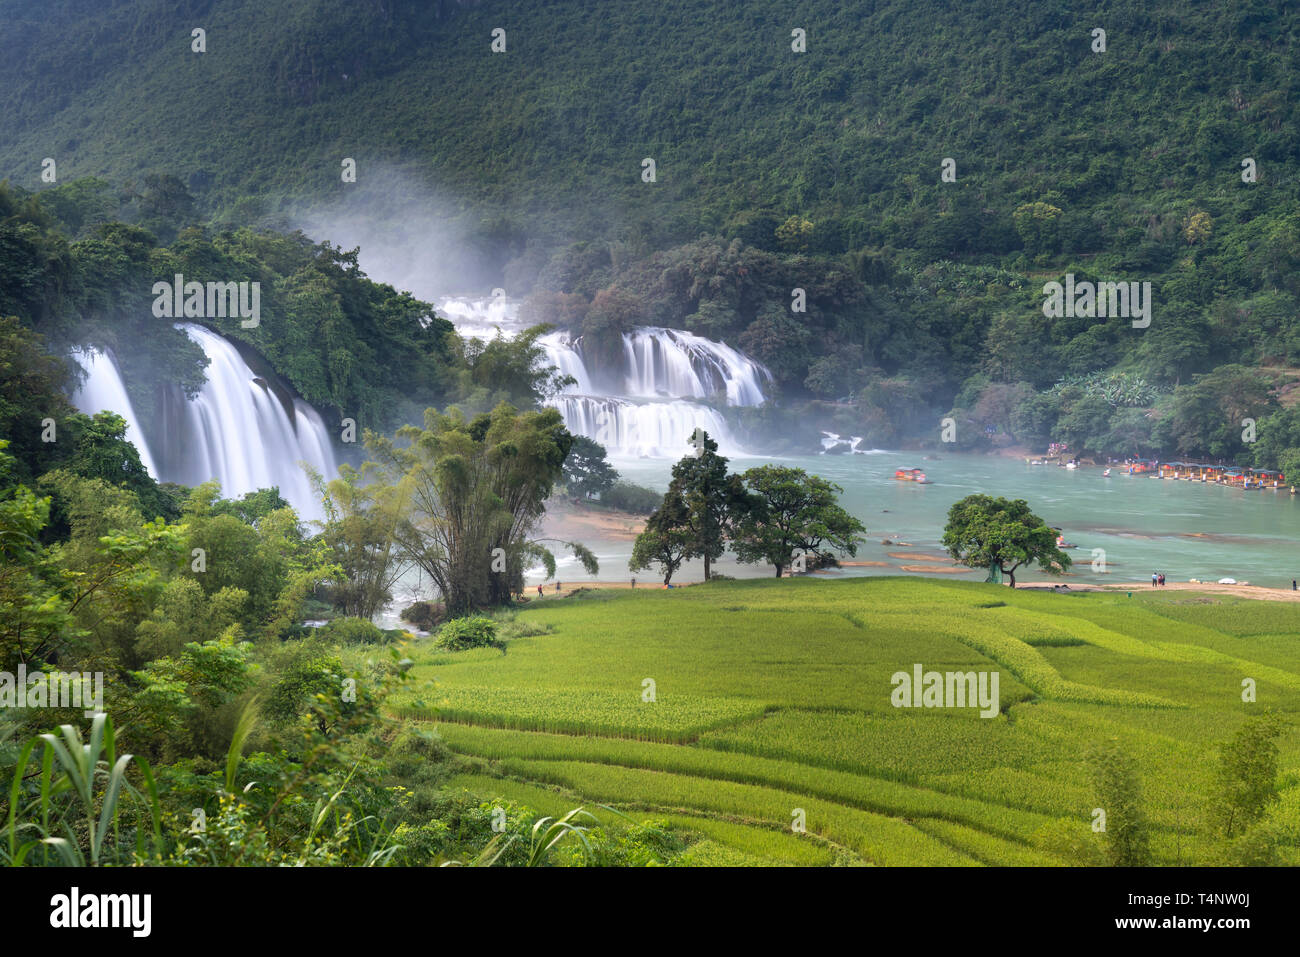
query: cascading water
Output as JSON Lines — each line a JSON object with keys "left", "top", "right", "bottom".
{"left": 70, "top": 348, "right": 160, "bottom": 478}
{"left": 153, "top": 324, "right": 338, "bottom": 520}
{"left": 442, "top": 297, "right": 771, "bottom": 457}
{"left": 622, "top": 327, "right": 769, "bottom": 405}
{"left": 69, "top": 323, "right": 338, "bottom": 522}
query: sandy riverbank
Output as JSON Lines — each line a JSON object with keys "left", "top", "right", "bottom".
{"left": 539, "top": 498, "right": 647, "bottom": 542}
{"left": 1015, "top": 579, "right": 1300, "bottom": 601}
{"left": 522, "top": 571, "right": 1300, "bottom": 600}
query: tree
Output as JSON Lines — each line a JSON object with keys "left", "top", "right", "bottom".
{"left": 942, "top": 494, "right": 1070, "bottom": 588}
{"left": 452, "top": 325, "right": 575, "bottom": 412}
{"left": 1054, "top": 395, "right": 1113, "bottom": 456}
{"left": 0, "top": 317, "right": 78, "bottom": 483}
{"left": 1210, "top": 712, "right": 1283, "bottom": 838}
{"left": 562, "top": 436, "right": 617, "bottom": 499}
{"left": 310, "top": 462, "right": 407, "bottom": 621}
{"left": 1279, "top": 448, "right": 1300, "bottom": 487}
{"left": 1154, "top": 365, "right": 1276, "bottom": 459}
{"left": 1184, "top": 210, "right": 1213, "bottom": 246}
{"left": 775, "top": 215, "right": 814, "bottom": 252}
{"left": 366, "top": 403, "right": 595, "bottom": 614}
{"left": 628, "top": 490, "right": 693, "bottom": 585}
{"left": 209, "top": 487, "right": 294, "bottom": 527}
{"left": 1012, "top": 202, "right": 1062, "bottom": 259}
{"left": 1087, "top": 739, "right": 1151, "bottom": 866}
{"left": 731, "top": 466, "right": 865, "bottom": 577}
{"left": 666, "top": 431, "right": 748, "bottom": 580}
{"left": 1250, "top": 406, "right": 1300, "bottom": 470}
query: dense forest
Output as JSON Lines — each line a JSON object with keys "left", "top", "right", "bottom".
{"left": 5, "top": 0, "right": 1300, "bottom": 464}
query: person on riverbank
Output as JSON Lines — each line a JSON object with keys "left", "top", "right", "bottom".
{"left": 1152, "top": 572, "right": 1158, "bottom": 587}
{"left": 1158, "top": 573, "right": 1166, "bottom": 586}
{"left": 537, "top": 584, "right": 543, "bottom": 597}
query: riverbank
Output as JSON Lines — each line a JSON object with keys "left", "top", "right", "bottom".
{"left": 1016, "top": 578, "right": 1300, "bottom": 601}
{"left": 539, "top": 498, "right": 647, "bottom": 542}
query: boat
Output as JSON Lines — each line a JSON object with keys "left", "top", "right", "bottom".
{"left": 1055, "top": 534, "right": 1078, "bottom": 549}
{"left": 893, "top": 468, "right": 931, "bottom": 484}
{"left": 1064, "top": 461, "right": 1078, "bottom": 470}
{"left": 1103, "top": 468, "right": 1111, "bottom": 477}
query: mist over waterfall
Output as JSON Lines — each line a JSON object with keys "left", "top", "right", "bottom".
{"left": 70, "top": 324, "right": 338, "bottom": 522}
{"left": 70, "top": 348, "right": 160, "bottom": 478}
{"left": 441, "top": 297, "right": 771, "bottom": 457}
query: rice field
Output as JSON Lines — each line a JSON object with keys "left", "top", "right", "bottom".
{"left": 393, "top": 577, "right": 1300, "bottom": 865}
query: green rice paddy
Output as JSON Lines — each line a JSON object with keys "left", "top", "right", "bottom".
{"left": 393, "top": 578, "right": 1300, "bottom": 865}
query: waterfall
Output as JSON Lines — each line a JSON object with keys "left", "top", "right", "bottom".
{"left": 152, "top": 324, "right": 337, "bottom": 521}
{"left": 69, "top": 324, "right": 338, "bottom": 522}
{"left": 70, "top": 347, "right": 160, "bottom": 478}
{"left": 550, "top": 395, "right": 738, "bottom": 459}
{"left": 441, "top": 298, "right": 771, "bottom": 458}
{"left": 622, "top": 327, "right": 770, "bottom": 405}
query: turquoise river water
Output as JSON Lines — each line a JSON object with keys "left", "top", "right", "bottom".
{"left": 541, "top": 450, "right": 1300, "bottom": 588}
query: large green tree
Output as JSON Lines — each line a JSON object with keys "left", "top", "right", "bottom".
{"left": 730, "top": 466, "right": 864, "bottom": 577}
{"left": 666, "top": 430, "right": 748, "bottom": 581}
{"left": 562, "top": 435, "right": 617, "bottom": 500}
{"left": 366, "top": 403, "right": 595, "bottom": 614}
{"left": 942, "top": 494, "right": 1070, "bottom": 588}
{"left": 628, "top": 489, "right": 693, "bottom": 586}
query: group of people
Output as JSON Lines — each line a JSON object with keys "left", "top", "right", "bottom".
{"left": 1151, "top": 571, "right": 1167, "bottom": 587}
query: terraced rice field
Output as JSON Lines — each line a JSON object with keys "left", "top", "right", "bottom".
{"left": 391, "top": 578, "right": 1300, "bottom": 865}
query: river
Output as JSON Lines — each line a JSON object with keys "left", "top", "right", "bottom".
{"left": 542, "top": 450, "right": 1300, "bottom": 588}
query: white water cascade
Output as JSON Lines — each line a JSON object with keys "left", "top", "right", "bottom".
{"left": 69, "top": 324, "right": 338, "bottom": 522}
{"left": 441, "top": 297, "right": 772, "bottom": 457}
{"left": 70, "top": 348, "right": 160, "bottom": 478}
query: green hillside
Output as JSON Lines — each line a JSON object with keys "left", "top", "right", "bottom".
{"left": 5, "top": 0, "right": 1300, "bottom": 457}
{"left": 4, "top": 0, "right": 1296, "bottom": 255}
{"left": 395, "top": 578, "right": 1300, "bottom": 866}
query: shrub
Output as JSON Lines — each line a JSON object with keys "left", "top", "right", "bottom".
{"left": 401, "top": 601, "right": 446, "bottom": 632}
{"left": 319, "top": 616, "right": 389, "bottom": 645}
{"left": 436, "top": 616, "right": 498, "bottom": 651}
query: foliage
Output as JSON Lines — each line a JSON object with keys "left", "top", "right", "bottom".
{"left": 1210, "top": 711, "right": 1284, "bottom": 838}
{"left": 628, "top": 490, "right": 694, "bottom": 586}
{"left": 561, "top": 435, "right": 617, "bottom": 500}
{"left": 942, "top": 495, "right": 1070, "bottom": 588}
{"left": 599, "top": 481, "right": 661, "bottom": 515}
{"left": 399, "top": 600, "right": 445, "bottom": 632}
{"left": 731, "top": 465, "right": 865, "bottom": 577}
{"left": 365, "top": 403, "right": 594, "bottom": 614}
{"left": 317, "top": 617, "right": 391, "bottom": 646}
{"left": 4, "top": 713, "right": 160, "bottom": 866}
{"left": 1086, "top": 739, "right": 1151, "bottom": 867}
{"left": 435, "top": 616, "right": 498, "bottom": 652}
